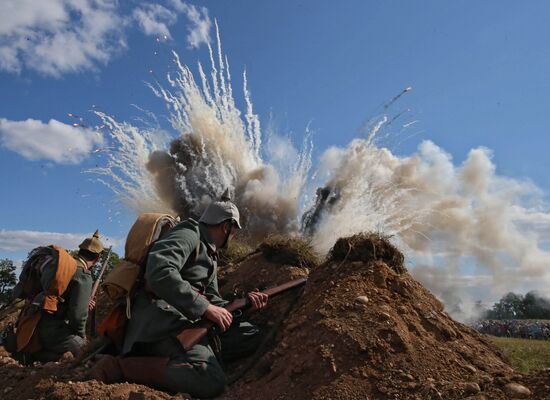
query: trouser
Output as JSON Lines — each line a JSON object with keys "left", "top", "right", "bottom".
{"left": 131, "top": 318, "right": 261, "bottom": 398}
{"left": 34, "top": 315, "right": 86, "bottom": 362}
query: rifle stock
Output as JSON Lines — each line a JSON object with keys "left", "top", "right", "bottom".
{"left": 176, "top": 277, "right": 306, "bottom": 351}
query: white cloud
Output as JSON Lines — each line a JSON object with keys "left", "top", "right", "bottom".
{"left": 133, "top": 4, "right": 177, "bottom": 39}
{"left": 0, "top": 0, "right": 127, "bottom": 77}
{"left": 0, "top": 229, "right": 120, "bottom": 253}
{"left": 170, "top": 1, "right": 212, "bottom": 48}
{"left": 0, "top": 1, "right": 213, "bottom": 77}
{"left": 0, "top": 118, "right": 103, "bottom": 164}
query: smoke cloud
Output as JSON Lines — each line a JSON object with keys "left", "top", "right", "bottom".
{"left": 308, "top": 136, "right": 550, "bottom": 313}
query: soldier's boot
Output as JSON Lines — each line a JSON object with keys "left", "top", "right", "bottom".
{"left": 118, "top": 356, "right": 169, "bottom": 388}
{"left": 92, "top": 355, "right": 124, "bottom": 383}
{"left": 93, "top": 355, "right": 168, "bottom": 388}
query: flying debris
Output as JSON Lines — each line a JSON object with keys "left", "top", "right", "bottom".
{"left": 93, "top": 146, "right": 114, "bottom": 153}
{"left": 67, "top": 112, "right": 83, "bottom": 121}
{"left": 388, "top": 108, "right": 411, "bottom": 125}
{"left": 403, "top": 120, "right": 419, "bottom": 128}
{"left": 384, "top": 86, "right": 413, "bottom": 110}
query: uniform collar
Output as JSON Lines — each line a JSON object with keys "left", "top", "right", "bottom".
{"left": 198, "top": 222, "right": 217, "bottom": 256}
{"left": 74, "top": 255, "right": 89, "bottom": 270}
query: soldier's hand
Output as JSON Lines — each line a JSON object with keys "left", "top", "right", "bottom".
{"left": 204, "top": 304, "right": 233, "bottom": 332}
{"left": 247, "top": 289, "right": 268, "bottom": 311}
{"left": 88, "top": 298, "right": 96, "bottom": 311}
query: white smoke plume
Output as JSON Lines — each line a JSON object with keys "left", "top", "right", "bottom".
{"left": 93, "top": 21, "right": 312, "bottom": 237}
{"left": 309, "top": 132, "right": 550, "bottom": 312}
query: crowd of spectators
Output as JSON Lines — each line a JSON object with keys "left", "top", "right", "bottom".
{"left": 474, "top": 320, "right": 550, "bottom": 340}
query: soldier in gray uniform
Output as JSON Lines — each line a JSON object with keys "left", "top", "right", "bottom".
{"left": 94, "top": 196, "right": 267, "bottom": 398}
{"left": 35, "top": 231, "right": 104, "bottom": 361}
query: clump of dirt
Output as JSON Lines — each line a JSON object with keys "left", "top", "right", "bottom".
{"left": 256, "top": 235, "right": 319, "bottom": 270}
{"left": 329, "top": 233, "right": 406, "bottom": 274}
{"left": 329, "top": 233, "right": 405, "bottom": 273}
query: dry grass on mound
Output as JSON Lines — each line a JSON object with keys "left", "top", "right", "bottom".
{"left": 329, "top": 232, "right": 406, "bottom": 273}
{"left": 258, "top": 235, "right": 319, "bottom": 269}
{"left": 218, "top": 240, "right": 256, "bottom": 266}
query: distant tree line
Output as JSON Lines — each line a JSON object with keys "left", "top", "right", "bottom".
{"left": 0, "top": 258, "right": 17, "bottom": 306}
{"left": 482, "top": 291, "right": 550, "bottom": 320}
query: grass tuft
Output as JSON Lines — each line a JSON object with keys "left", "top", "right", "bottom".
{"left": 219, "top": 240, "right": 256, "bottom": 266}
{"left": 258, "top": 234, "right": 319, "bottom": 269}
{"left": 329, "top": 232, "right": 406, "bottom": 273}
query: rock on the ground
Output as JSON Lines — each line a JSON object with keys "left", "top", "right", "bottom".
{"left": 504, "top": 383, "right": 531, "bottom": 399}
{"left": 462, "top": 382, "right": 481, "bottom": 395}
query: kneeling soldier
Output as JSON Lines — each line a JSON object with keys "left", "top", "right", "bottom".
{"left": 35, "top": 231, "right": 104, "bottom": 361}
{"left": 94, "top": 195, "right": 267, "bottom": 398}
{"left": 11, "top": 231, "right": 103, "bottom": 362}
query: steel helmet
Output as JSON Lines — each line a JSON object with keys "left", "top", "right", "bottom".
{"left": 199, "top": 189, "right": 242, "bottom": 229}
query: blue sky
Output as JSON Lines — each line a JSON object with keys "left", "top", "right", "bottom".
{"left": 1, "top": 0, "right": 550, "bottom": 299}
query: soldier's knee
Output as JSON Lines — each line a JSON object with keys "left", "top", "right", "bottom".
{"left": 165, "top": 360, "right": 226, "bottom": 398}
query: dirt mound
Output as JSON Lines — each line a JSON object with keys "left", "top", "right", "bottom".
{"left": 1, "top": 234, "right": 549, "bottom": 399}
{"left": 224, "top": 234, "right": 532, "bottom": 400}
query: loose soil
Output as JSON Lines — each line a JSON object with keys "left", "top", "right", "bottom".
{"left": 1, "top": 235, "right": 549, "bottom": 399}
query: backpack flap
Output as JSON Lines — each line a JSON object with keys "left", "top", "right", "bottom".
{"left": 42, "top": 246, "right": 77, "bottom": 313}
{"left": 102, "top": 260, "right": 141, "bottom": 301}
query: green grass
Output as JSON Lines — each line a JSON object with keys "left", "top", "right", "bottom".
{"left": 490, "top": 336, "right": 550, "bottom": 373}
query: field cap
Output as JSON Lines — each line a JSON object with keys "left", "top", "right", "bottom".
{"left": 199, "top": 189, "right": 242, "bottom": 229}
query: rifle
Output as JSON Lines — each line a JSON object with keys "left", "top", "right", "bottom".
{"left": 176, "top": 277, "right": 307, "bottom": 351}
{"left": 91, "top": 246, "right": 113, "bottom": 299}
{"left": 89, "top": 246, "right": 112, "bottom": 337}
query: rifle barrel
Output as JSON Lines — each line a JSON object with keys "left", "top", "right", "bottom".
{"left": 91, "top": 246, "right": 112, "bottom": 299}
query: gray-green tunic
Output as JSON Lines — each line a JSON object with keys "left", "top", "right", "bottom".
{"left": 122, "top": 218, "right": 227, "bottom": 354}
{"left": 37, "top": 257, "right": 92, "bottom": 354}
